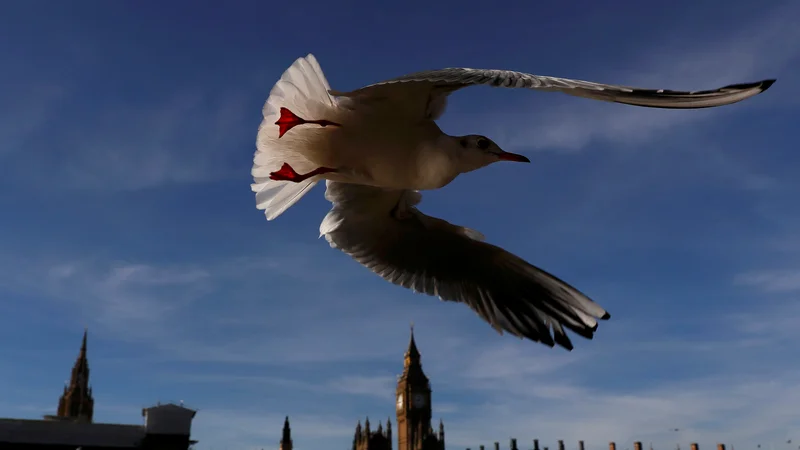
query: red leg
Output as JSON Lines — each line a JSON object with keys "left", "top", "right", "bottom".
{"left": 269, "top": 163, "right": 337, "bottom": 183}
{"left": 275, "top": 107, "right": 342, "bottom": 138}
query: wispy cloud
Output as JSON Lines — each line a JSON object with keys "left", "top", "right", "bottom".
{"left": 500, "top": 1, "right": 799, "bottom": 154}
{"left": 0, "top": 253, "right": 294, "bottom": 343}
{"left": 2, "top": 85, "right": 257, "bottom": 192}
{"left": 169, "top": 328, "right": 800, "bottom": 450}
{"left": 445, "top": 371, "right": 800, "bottom": 450}
{"left": 326, "top": 375, "right": 398, "bottom": 400}
{"left": 734, "top": 269, "right": 800, "bottom": 293}
{"left": 0, "top": 247, "right": 473, "bottom": 365}
{"left": 4, "top": 245, "right": 800, "bottom": 450}
{"left": 57, "top": 89, "right": 253, "bottom": 191}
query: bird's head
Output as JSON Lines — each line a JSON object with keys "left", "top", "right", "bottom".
{"left": 454, "top": 135, "right": 530, "bottom": 173}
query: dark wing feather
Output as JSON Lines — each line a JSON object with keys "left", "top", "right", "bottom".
{"left": 319, "top": 181, "right": 610, "bottom": 351}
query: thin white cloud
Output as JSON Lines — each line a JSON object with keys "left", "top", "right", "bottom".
{"left": 0, "top": 248, "right": 477, "bottom": 366}
{"left": 57, "top": 89, "right": 251, "bottom": 191}
{"left": 325, "top": 375, "right": 398, "bottom": 400}
{"left": 168, "top": 331, "right": 800, "bottom": 450}
{"left": 158, "top": 373, "right": 324, "bottom": 392}
{"left": 734, "top": 270, "right": 800, "bottom": 293}
{"left": 6, "top": 254, "right": 799, "bottom": 450}
{"left": 445, "top": 371, "right": 800, "bottom": 450}
{"left": 463, "top": 345, "right": 581, "bottom": 381}
{"left": 499, "top": 1, "right": 799, "bottom": 154}
{"left": 1, "top": 85, "right": 256, "bottom": 192}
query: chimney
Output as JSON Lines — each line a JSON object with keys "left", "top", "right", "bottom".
{"left": 559, "top": 441, "right": 565, "bottom": 450}
{"left": 691, "top": 444, "right": 699, "bottom": 450}
{"left": 511, "top": 439, "right": 518, "bottom": 450}
{"left": 480, "top": 446, "right": 484, "bottom": 450}
{"left": 635, "top": 442, "right": 643, "bottom": 450}
{"left": 534, "top": 440, "right": 540, "bottom": 450}
{"left": 610, "top": 442, "right": 617, "bottom": 450}
{"left": 496, "top": 442, "right": 501, "bottom": 450}
{"left": 579, "top": 441, "right": 585, "bottom": 450}
{"left": 718, "top": 445, "right": 726, "bottom": 450}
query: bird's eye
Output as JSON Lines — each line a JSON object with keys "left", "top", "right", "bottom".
{"left": 477, "top": 138, "right": 490, "bottom": 150}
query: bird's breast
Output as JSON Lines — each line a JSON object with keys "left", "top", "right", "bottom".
{"left": 412, "top": 149, "right": 458, "bottom": 190}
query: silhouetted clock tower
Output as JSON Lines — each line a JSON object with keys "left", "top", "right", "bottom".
{"left": 395, "top": 326, "right": 444, "bottom": 450}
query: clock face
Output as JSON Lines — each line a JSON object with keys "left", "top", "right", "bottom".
{"left": 396, "top": 394, "right": 403, "bottom": 409}
{"left": 413, "top": 393, "right": 426, "bottom": 406}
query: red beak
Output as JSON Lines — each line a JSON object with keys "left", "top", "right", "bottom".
{"left": 497, "top": 151, "right": 531, "bottom": 163}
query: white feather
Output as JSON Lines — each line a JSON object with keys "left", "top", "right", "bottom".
{"left": 251, "top": 54, "right": 339, "bottom": 221}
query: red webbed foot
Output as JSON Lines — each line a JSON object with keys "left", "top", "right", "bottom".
{"left": 275, "top": 107, "right": 342, "bottom": 138}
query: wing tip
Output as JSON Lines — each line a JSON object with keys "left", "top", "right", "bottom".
{"left": 723, "top": 78, "right": 776, "bottom": 93}
{"left": 555, "top": 335, "right": 574, "bottom": 352}
{"left": 601, "top": 311, "right": 611, "bottom": 321}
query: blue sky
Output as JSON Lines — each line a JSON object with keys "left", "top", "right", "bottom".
{"left": 1, "top": 1, "right": 799, "bottom": 450}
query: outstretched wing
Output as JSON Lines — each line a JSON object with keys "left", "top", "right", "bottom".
{"left": 319, "top": 181, "right": 610, "bottom": 351}
{"left": 332, "top": 67, "right": 775, "bottom": 121}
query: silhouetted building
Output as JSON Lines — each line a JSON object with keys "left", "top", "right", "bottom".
{"left": 0, "top": 330, "right": 198, "bottom": 450}
{"left": 51, "top": 328, "right": 94, "bottom": 423}
{"left": 340, "top": 327, "right": 444, "bottom": 450}
{"left": 353, "top": 417, "right": 393, "bottom": 450}
{"left": 272, "top": 328, "right": 738, "bottom": 450}
{"left": 280, "top": 416, "right": 293, "bottom": 450}
{"left": 395, "top": 327, "right": 444, "bottom": 450}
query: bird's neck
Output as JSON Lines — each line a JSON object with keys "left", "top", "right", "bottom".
{"left": 410, "top": 135, "right": 461, "bottom": 190}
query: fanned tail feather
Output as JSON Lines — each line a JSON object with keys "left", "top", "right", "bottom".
{"left": 251, "top": 54, "right": 337, "bottom": 221}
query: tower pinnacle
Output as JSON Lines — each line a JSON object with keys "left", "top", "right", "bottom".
{"left": 56, "top": 329, "right": 94, "bottom": 423}
{"left": 404, "top": 325, "right": 420, "bottom": 368}
{"left": 280, "top": 416, "right": 293, "bottom": 450}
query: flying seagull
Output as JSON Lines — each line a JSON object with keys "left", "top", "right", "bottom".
{"left": 251, "top": 54, "right": 775, "bottom": 221}
{"left": 319, "top": 180, "right": 607, "bottom": 351}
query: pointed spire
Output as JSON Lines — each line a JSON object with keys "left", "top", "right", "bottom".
{"left": 354, "top": 420, "right": 362, "bottom": 447}
{"left": 282, "top": 416, "right": 291, "bottom": 440}
{"left": 378, "top": 420, "right": 383, "bottom": 433}
{"left": 280, "top": 416, "right": 293, "bottom": 450}
{"left": 80, "top": 328, "right": 87, "bottom": 355}
{"left": 404, "top": 323, "right": 421, "bottom": 367}
{"left": 365, "top": 416, "right": 371, "bottom": 434}
{"left": 72, "top": 328, "right": 89, "bottom": 380}
{"left": 74, "top": 329, "right": 89, "bottom": 376}
{"left": 57, "top": 329, "right": 94, "bottom": 422}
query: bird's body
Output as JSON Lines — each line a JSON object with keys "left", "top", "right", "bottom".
{"left": 318, "top": 113, "right": 457, "bottom": 190}
{"left": 250, "top": 53, "right": 776, "bottom": 350}
{"left": 252, "top": 54, "right": 774, "bottom": 221}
